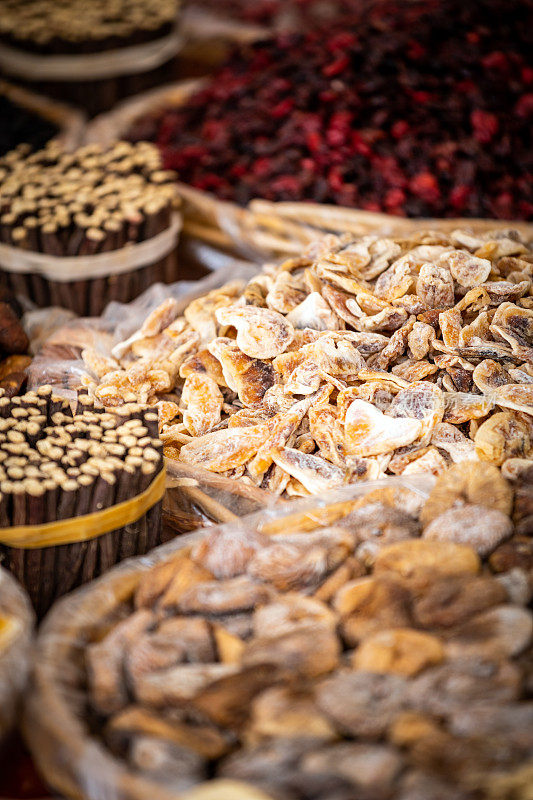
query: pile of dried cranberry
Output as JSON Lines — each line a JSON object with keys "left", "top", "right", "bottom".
{"left": 130, "top": 0, "right": 533, "bottom": 218}
{"left": 188, "top": 0, "right": 370, "bottom": 28}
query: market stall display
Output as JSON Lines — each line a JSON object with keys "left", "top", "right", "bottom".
{"left": 0, "top": 0, "right": 184, "bottom": 117}
{"left": 74, "top": 227, "right": 533, "bottom": 503}
{"left": 0, "top": 140, "right": 181, "bottom": 316}
{"left": 127, "top": 0, "right": 533, "bottom": 220}
{"left": 0, "top": 566, "right": 34, "bottom": 747}
{"left": 0, "top": 389, "right": 165, "bottom": 617}
{"left": 25, "top": 465, "right": 533, "bottom": 800}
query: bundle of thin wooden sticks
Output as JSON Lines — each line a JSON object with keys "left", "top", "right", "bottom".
{"left": 0, "top": 140, "right": 179, "bottom": 315}
{"left": 0, "top": 385, "right": 164, "bottom": 616}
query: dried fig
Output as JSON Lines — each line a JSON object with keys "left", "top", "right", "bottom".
{"left": 421, "top": 462, "right": 513, "bottom": 527}
{"left": 352, "top": 628, "right": 444, "bottom": 677}
{"left": 422, "top": 504, "right": 513, "bottom": 556}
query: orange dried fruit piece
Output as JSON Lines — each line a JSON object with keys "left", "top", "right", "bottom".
{"left": 420, "top": 462, "right": 513, "bottom": 527}
{"left": 352, "top": 628, "right": 445, "bottom": 677}
{"left": 422, "top": 504, "right": 513, "bottom": 557}
{"left": 181, "top": 373, "right": 223, "bottom": 437}
{"left": 374, "top": 540, "right": 480, "bottom": 579}
{"left": 179, "top": 422, "right": 271, "bottom": 472}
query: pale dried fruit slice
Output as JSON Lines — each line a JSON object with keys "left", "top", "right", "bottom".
{"left": 445, "top": 250, "right": 491, "bottom": 288}
{"left": 352, "top": 628, "right": 444, "bottom": 677}
{"left": 416, "top": 263, "right": 454, "bottom": 308}
{"left": 420, "top": 462, "right": 513, "bottom": 527}
{"left": 474, "top": 412, "right": 531, "bottom": 466}
{"left": 286, "top": 292, "right": 343, "bottom": 330}
{"left": 431, "top": 423, "right": 477, "bottom": 464}
{"left": 492, "top": 383, "right": 533, "bottom": 415}
{"left": 216, "top": 306, "right": 294, "bottom": 359}
{"left": 344, "top": 400, "right": 422, "bottom": 457}
{"left": 422, "top": 504, "right": 513, "bottom": 557}
{"left": 209, "top": 338, "right": 275, "bottom": 407}
{"left": 134, "top": 663, "right": 239, "bottom": 707}
{"left": 271, "top": 448, "right": 346, "bottom": 494}
{"left": 374, "top": 540, "right": 480, "bottom": 578}
{"left": 389, "top": 382, "right": 444, "bottom": 440}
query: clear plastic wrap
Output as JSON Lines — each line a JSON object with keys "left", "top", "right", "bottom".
{"left": 26, "top": 261, "right": 260, "bottom": 396}
{"left": 23, "top": 466, "right": 533, "bottom": 800}
{"left": 0, "top": 567, "right": 35, "bottom": 745}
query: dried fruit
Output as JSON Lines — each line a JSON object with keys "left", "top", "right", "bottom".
{"left": 375, "top": 540, "right": 480, "bottom": 578}
{"left": 422, "top": 505, "right": 513, "bottom": 557}
{"left": 421, "top": 462, "right": 513, "bottom": 526}
{"left": 352, "top": 628, "right": 444, "bottom": 676}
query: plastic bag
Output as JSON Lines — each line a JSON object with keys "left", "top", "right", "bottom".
{"left": 0, "top": 567, "right": 34, "bottom": 745}
{"left": 26, "top": 261, "right": 260, "bottom": 396}
{"left": 24, "top": 472, "right": 432, "bottom": 800}
{"left": 24, "top": 467, "right": 532, "bottom": 800}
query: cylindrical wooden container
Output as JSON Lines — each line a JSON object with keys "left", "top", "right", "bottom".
{"left": 0, "top": 140, "right": 182, "bottom": 316}
{"left": 0, "top": 388, "right": 167, "bottom": 618}
{"left": 0, "top": 566, "right": 34, "bottom": 746}
{"left": 0, "top": 0, "right": 185, "bottom": 118}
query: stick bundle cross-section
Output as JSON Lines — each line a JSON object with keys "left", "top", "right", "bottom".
{"left": 0, "top": 140, "right": 178, "bottom": 315}
{"left": 0, "top": 385, "right": 164, "bottom": 616}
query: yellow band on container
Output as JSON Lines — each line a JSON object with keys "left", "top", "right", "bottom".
{"left": 0, "top": 467, "right": 166, "bottom": 549}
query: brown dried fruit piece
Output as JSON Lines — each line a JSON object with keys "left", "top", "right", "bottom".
{"left": 413, "top": 575, "right": 508, "bottom": 629}
{"left": 87, "top": 609, "right": 154, "bottom": 715}
{"left": 421, "top": 462, "right": 513, "bottom": 527}
{"left": 374, "top": 540, "right": 480, "bottom": 579}
{"left": 317, "top": 670, "right": 409, "bottom": 738}
{"left": 300, "top": 742, "right": 404, "bottom": 793}
{"left": 247, "top": 686, "right": 336, "bottom": 743}
{"left": 243, "top": 625, "right": 340, "bottom": 679}
{"left": 335, "top": 574, "right": 412, "bottom": 646}
{"left": 422, "top": 504, "right": 513, "bottom": 557}
{"left": 352, "top": 628, "right": 444, "bottom": 677}
{"left": 445, "top": 605, "right": 533, "bottom": 659}
{"left": 489, "top": 536, "right": 533, "bottom": 574}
